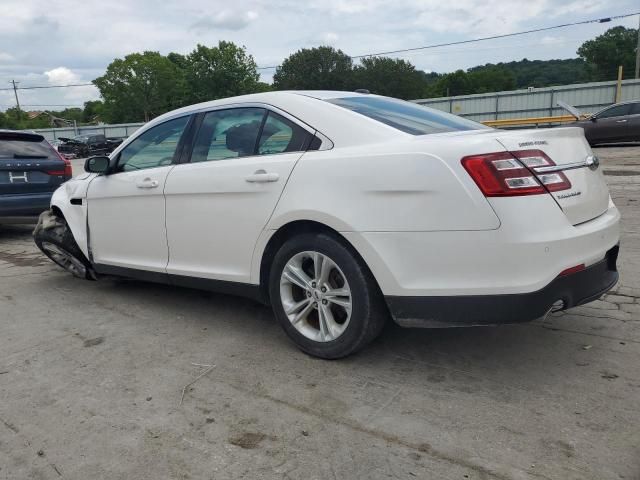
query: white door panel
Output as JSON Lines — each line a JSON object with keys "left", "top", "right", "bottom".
{"left": 85, "top": 114, "right": 191, "bottom": 271}
{"left": 164, "top": 153, "right": 302, "bottom": 282}
{"left": 87, "top": 167, "right": 173, "bottom": 270}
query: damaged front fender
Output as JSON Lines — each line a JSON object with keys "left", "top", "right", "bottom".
{"left": 49, "top": 174, "right": 96, "bottom": 259}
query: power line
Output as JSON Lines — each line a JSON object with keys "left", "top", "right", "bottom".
{"left": 0, "top": 104, "right": 84, "bottom": 107}
{"left": 350, "top": 12, "right": 639, "bottom": 58}
{"left": 256, "top": 11, "right": 640, "bottom": 69}
{"left": 0, "top": 82, "right": 94, "bottom": 92}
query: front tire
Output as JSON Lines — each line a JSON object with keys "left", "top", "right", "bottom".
{"left": 269, "top": 233, "right": 387, "bottom": 359}
{"left": 33, "top": 210, "right": 96, "bottom": 280}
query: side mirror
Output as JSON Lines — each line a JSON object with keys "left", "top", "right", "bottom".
{"left": 84, "top": 156, "right": 110, "bottom": 174}
{"left": 590, "top": 116, "right": 597, "bottom": 123}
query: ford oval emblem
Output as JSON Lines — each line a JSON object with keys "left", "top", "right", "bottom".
{"left": 585, "top": 155, "right": 600, "bottom": 171}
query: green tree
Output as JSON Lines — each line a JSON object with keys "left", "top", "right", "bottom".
{"left": 1, "top": 107, "right": 26, "bottom": 129}
{"left": 273, "top": 46, "right": 355, "bottom": 90}
{"left": 427, "top": 70, "right": 474, "bottom": 97}
{"left": 82, "top": 100, "right": 105, "bottom": 123}
{"left": 183, "top": 42, "right": 261, "bottom": 103}
{"left": 578, "top": 26, "right": 638, "bottom": 80}
{"left": 93, "top": 51, "right": 185, "bottom": 122}
{"left": 467, "top": 66, "right": 516, "bottom": 93}
{"left": 353, "top": 57, "right": 426, "bottom": 99}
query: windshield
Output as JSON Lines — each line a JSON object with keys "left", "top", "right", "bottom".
{"left": 326, "top": 96, "right": 489, "bottom": 135}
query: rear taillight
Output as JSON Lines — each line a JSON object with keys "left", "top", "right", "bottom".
{"left": 510, "top": 150, "right": 571, "bottom": 192}
{"left": 47, "top": 140, "right": 73, "bottom": 178}
{"left": 461, "top": 149, "right": 571, "bottom": 197}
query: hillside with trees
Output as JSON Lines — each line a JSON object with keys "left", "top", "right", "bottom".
{"left": 0, "top": 25, "right": 636, "bottom": 128}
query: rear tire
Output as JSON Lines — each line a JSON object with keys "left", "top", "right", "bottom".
{"left": 33, "top": 210, "right": 96, "bottom": 280}
{"left": 269, "top": 232, "right": 387, "bottom": 359}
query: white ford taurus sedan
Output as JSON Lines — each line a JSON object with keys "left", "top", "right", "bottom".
{"left": 34, "top": 91, "right": 620, "bottom": 358}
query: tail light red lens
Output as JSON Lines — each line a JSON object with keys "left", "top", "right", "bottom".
{"left": 461, "top": 149, "right": 571, "bottom": 197}
{"left": 47, "top": 140, "right": 73, "bottom": 178}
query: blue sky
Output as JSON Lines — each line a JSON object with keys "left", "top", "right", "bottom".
{"left": 0, "top": 0, "right": 638, "bottom": 111}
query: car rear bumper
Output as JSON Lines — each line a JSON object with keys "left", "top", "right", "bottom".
{"left": 0, "top": 192, "right": 53, "bottom": 219}
{"left": 386, "top": 245, "right": 619, "bottom": 327}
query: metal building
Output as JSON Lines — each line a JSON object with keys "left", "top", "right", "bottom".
{"left": 412, "top": 79, "right": 640, "bottom": 122}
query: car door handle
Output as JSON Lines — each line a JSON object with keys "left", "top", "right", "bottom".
{"left": 245, "top": 170, "right": 280, "bottom": 183}
{"left": 615, "top": 119, "right": 628, "bottom": 123}
{"left": 136, "top": 178, "right": 159, "bottom": 189}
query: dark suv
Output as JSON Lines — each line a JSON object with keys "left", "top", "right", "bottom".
{"left": 0, "top": 130, "right": 72, "bottom": 224}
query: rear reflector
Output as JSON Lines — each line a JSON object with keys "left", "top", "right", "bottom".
{"left": 461, "top": 150, "right": 571, "bottom": 197}
{"left": 558, "top": 264, "right": 586, "bottom": 276}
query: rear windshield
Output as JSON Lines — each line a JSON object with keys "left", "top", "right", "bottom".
{"left": 0, "top": 133, "right": 57, "bottom": 159}
{"left": 326, "top": 96, "right": 489, "bottom": 135}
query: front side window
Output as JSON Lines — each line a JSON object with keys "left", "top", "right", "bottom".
{"left": 191, "top": 108, "right": 265, "bottom": 163}
{"left": 597, "top": 104, "right": 631, "bottom": 119}
{"left": 117, "top": 115, "right": 190, "bottom": 172}
{"left": 327, "top": 96, "right": 489, "bottom": 135}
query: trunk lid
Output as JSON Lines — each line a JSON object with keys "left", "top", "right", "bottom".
{"left": 496, "top": 127, "right": 609, "bottom": 225}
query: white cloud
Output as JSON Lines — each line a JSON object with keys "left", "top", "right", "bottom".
{"left": 44, "top": 66, "right": 80, "bottom": 85}
{"left": 191, "top": 9, "right": 258, "bottom": 32}
{"left": 322, "top": 32, "right": 339, "bottom": 45}
{"left": 0, "top": 52, "right": 14, "bottom": 63}
{"left": 38, "top": 67, "right": 99, "bottom": 108}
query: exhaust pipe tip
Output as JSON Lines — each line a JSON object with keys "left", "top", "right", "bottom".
{"left": 551, "top": 299, "right": 565, "bottom": 312}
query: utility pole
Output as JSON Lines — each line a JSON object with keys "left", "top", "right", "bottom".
{"left": 635, "top": 14, "right": 640, "bottom": 79}
{"left": 10, "top": 80, "right": 21, "bottom": 116}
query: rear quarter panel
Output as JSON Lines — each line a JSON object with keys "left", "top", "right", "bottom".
{"left": 267, "top": 134, "right": 503, "bottom": 233}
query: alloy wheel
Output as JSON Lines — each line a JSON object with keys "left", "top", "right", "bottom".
{"left": 279, "top": 251, "right": 352, "bottom": 342}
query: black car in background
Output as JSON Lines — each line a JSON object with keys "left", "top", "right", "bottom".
{"left": 57, "top": 133, "right": 123, "bottom": 158}
{"left": 0, "top": 130, "right": 72, "bottom": 224}
{"left": 563, "top": 100, "right": 640, "bottom": 146}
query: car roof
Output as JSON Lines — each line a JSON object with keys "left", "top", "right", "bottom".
{"left": 287, "top": 91, "right": 370, "bottom": 100}
{"left": 0, "top": 129, "right": 45, "bottom": 141}
{"left": 151, "top": 90, "right": 369, "bottom": 120}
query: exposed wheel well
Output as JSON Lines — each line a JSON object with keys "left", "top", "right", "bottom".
{"left": 259, "top": 220, "right": 378, "bottom": 305}
{"left": 50, "top": 205, "right": 65, "bottom": 220}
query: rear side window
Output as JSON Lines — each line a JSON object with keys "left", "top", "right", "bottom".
{"left": 191, "top": 108, "right": 313, "bottom": 163}
{"left": 597, "top": 104, "right": 631, "bottom": 119}
{"left": 629, "top": 102, "right": 640, "bottom": 115}
{"left": 191, "top": 108, "right": 265, "bottom": 163}
{"left": 257, "top": 112, "right": 312, "bottom": 155}
{"left": 326, "top": 96, "right": 489, "bottom": 135}
{"left": 0, "top": 132, "right": 58, "bottom": 159}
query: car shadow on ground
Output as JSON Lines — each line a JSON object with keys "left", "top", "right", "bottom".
{"left": 98, "top": 273, "right": 586, "bottom": 395}
{"left": 3, "top": 223, "right": 594, "bottom": 398}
